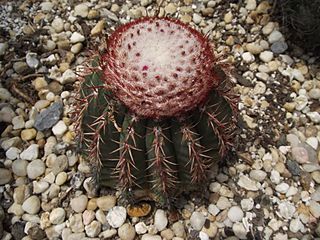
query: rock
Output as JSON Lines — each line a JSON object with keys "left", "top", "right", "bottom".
{"left": 22, "top": 196, "right": 40, "bottom": 214}
{"left": 55, "top": 172, "right": 68, "bottom": 185}
{"left": 271, "top": 41, "right": 288, "bottom": 54}
{"left": 99, "top": 229, "right": 117, "bottom": 238}
{"left": 135, "top": 222, "right": 148, "bottom": 235}
{"left": 242, "top": 52, "right": 255, "bottom": 63}
{"left": 0, "top": 42, "right": 8, "bottom": 56}
{"left": 308, "top": 88, "right": 320, "bottom": 99}
{"left": 306, "top": 112, "right": 320, "bottom": 123}
{"left": 51, "top": 17, "right": 64, "bottom": 33}
{"left": 85, "top": 220, "right": 101, "bottom": 237}
{"left": 6, "top": 147, "right": 21, "bottom": 160}
{"left": 0, "top": 168, "right": 12, "bottom": 185}
{"left": 246, "top": 42, "right": 263, "bottom": 54}
{"left": 237, "top": 175, "right": 258, "bottom": 191}
{"left": 208, "top": 204, "right": 220, "bottom": 216}
{"left": 34, "top": 102, "right": 63, "bottom": 131}
{"left": 0, "top": 106, "right": 15, "bottom": 122}
{"left": 70, "top": 32, "right": 85, "bottom": 44}
{"left": 249, "top": 169, "right": 267, "bottom": 182}
{"left": 295, "top": 95, "right": 308, "bottom": 111}
{"left": 20, "top": 144, "right": 39, "bottom": 161}
{"left": 202, "top": 222, "right": 218, "bottom": 238}
{"left": 217, "top": 196, "right": 231, "bottom": 210}
{"left": 118, "top": 223, "right": 136, "bottom": 240}
{"left": 268, "top": 30, "right": 284, "bottom": 44}
{"left": 141, "top": 234, "right": 162, "bottom": 240}
{"left": 27, "top": 159, "right": 45, "bottom": 179}
{"left": 228, "top": 206, "right": 244, "bottom": 222}
{"left": 12, "top": 160, "right": 28, "bottom": 177}
{"left": 70, "top": 195, "right": 88, "bottom": 213}
{"left": 71, "top": 43, "right": 83, "bottom": 54}
{"left": 193, "top": 13, "right": 202, "bottom": 24}
{"left": 28, "top": 225, "right": 46, "bottom": 240}
{"left": 289, "top": 218, "right": 304, "bottom": 233}
{"left": 11, "top": 222, "right": 26, "bottom": 240}
{"left": 69, "top": 213, "right": 84, "bottom": 233}
{"left": 161, "top": 228, "right": 174, "bottom": 239}
{"left": 278, "top": 201, "right": 296, "bottom": 219}
{"left": 259, "top": 51, "right": 273, "bottom": 62}
{"left": 246, "top": 0, "right": 256, "bottom": 10}
{"left": 59, "top": 69, "right": 77, "bottom": 84}
{"left": 96, "top": 195, "right": 116, "bottom": 211}
{"left": 13, "top": 61, "right": 29, "bottom": 74}
{"left": 232, "top": 222, "right": 247, "bottom": 239}
{"left": 33, "top": 181, "right": 49, "bottom": 194}
{"left": 12, "top": 115, "right": 25, "bottom": 130}
{"left": 106, "top": 206, "right": 127, "bottom": 228}
{"left": 26, "top": 52, "right": 39, "bottom": 69}
{"left": 292, "top": 147, "right": 309, "bottom": 164}
{"left": 0, "top": 87, "right": 11, "bottom": 100}
{"left": 1, "top": 137, "right": 21, "bottom": 151}
{"left": 95, "top": 209, "right": 106, "bottom": 224}
{"left": 41, "top": 2, "right": 54, "bottom": 12}
{"left": 286, "top": 160, "right": 301, "bottom": 176}
{"left": 21, "top": 128, "right": 37, "bottom": 141}
{"left": 154, "top": 209, "right": 168, "bottom": 231}
{"left": 52, "top": 120, "right": 67, "bottom": 137}
{"left": 164, "top": 3, "right": 177, "bottom": 14}
{"left": 190, "top": 212, "right": 205, "bottom": 231}
{"left": 91, "top": 20, "right": 105, "bottom": 35}
{"left": 224, "top": 11, "right": 233, "bottom": 24}
{"left": 172, "top": 221, "right": 186, "bottom": 238}
{"left": 306, "top": 137, "right": 318, "bottom": 150}
{"left": 309, "top": 200, "right": 320, "bottom": 218}
{"left": 50, "top": 208, "right": 65, "bottom": 224}
{"left": 275, "top": 182, "right": 289, "bottom": 193}
{"left": 240, "top": 198, "right": 254, "bottom": 211}
{"left": 74, "top": 3, "right": 89, "bottom": 18}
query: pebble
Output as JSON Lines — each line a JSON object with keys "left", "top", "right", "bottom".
{"left": 242, "top": 52, "right": 255, "bottom": 63}
{"left": 52, "top": 120, "right": 67, "bottom": 137}
{"left": 246, "top": 42, "right": 263, "bottom": 54}
{"left": 34, "top": 102, "right": 63, "bottom": 131}
{"left": 249, "top": 169, "right": 267, "bottom": 182}
{"left": 55, "top": 172, "right": 68, "bottom": 185}
{"left": 0, "top": 168, "right": 12, "bottom": 185}
{"left": 286, "top": 186, "right": 298, "bottom": 197}
{"left": 118, "top": 223, "right": 136, "bottom": 240}
{"left": 141, "top": 234, "right": 161, "bottom": 240}
{"left": 12, "top": 115, "right": 25, "bottom": 130}
{"left": 91, "top": 20, "right": 105, "bottom": 35}
{"left": 275, "top": 182, "right": 289, "bottom": 193}
{"left": 232, "top": 222, "right": 247, "bottom": 239}
{"left": 0, "top": 42, "right": 8, "bottom": 55}
{"left": 6, "top": 147, "right": 21, "bottom": 160}
{"left": 268, "top": 30, "right": 284, "bottom": 44}
{"left": 237, "top": 175, "right": 259, "bottom": 191}
{"left": 135, "top": 222, "right": 148, "bottom": 234}
{"left": 27, "top": 159, "right": 45, "bottom": 179}
{"left": 21, "top": 128, "right": 37, "bottom": 141}
{"left": 59, "top": 69, "right": 77, "bottom": 84}
{"left": 41, "top": 2, "right": 54, "bottom": 12}
{"left": 13, "top": 61, "right": 29, "bottom": 74}
{"left": 20, "top": 144, "right": 39, "bottom": 161}
{"left": 308, "top": 88, "right": 320, "bottom": 99}
{"left": 228, "top": 206, "right": 244, "bottom": 222}
{"left": 164, "top": 3, "right": 177, "bottom": 14}
{"left": 12, "top": 160, "right": 28, "bottom": 176}
{"left": 22, "top": 196, "right": 40, "bottom": 214}
{"left": 271, "top": 41, "right": 288, "bottom": 54}
{"left": 292, "top": 147, "right": 309, "bottom": 164}
{"left": 69, "top": 213, "right": 84, "bottom": 233}
{"left": 26, "top": 52, "right": 39, "bottom": 69}
{"left": 259, "top": 51, "right": 273, "bottom": 62}
{"left": 70, "top": 195, "right": 88, "bottom": 213}
{"left": 224, "top": 11, "right": 233, "bottom": 24}
{"left": 96, "top": 195, "right": 116, "bottom": 211}
{"left": 216, "top": 196, "right": 231, "bottom": 210}
{"left": 278, "top": 201, "right": 296, "bottom": 219}
{"left": 33, "top": 181, "right": 49, "bottom": 194}
{"left": 190, "top": 212, "right": 206, "bottom": 231}
{"left": 85, "top": 220, "right": 101, "bottom": 237}
{"left": 70, "top": 32, "right": 85, "bottom": 43}
{"left": 49, "top": 208, "right": 65, "bottom": 224}
{"left": 289, "top": 218, "right": 304, "bottom": 233}
{"left": 306, "top": 137, "right": 318, "bottom": 150}
{"left": 154, "top": 209, "right": 168, "bottom": 231}
{"left": 74, "top": 3, "right": 89, "bottom": 18}
{"left": 51, "top": 17, "right": 64, "bottom": 33}
{"left": 240, "top": 198, "right": 254, "bottom": 211}
{"left": 246, "top": 0, "right": 257, "bottom": 10}
{"left": 309, "top": 200, "right": 320, "bottom": 218}
{"left": 106, "top": 206, "right": 127, "bottom": 228}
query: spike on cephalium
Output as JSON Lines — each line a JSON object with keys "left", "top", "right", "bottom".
{"left": 72, "top": 17, "right": 238, "bottom": 205}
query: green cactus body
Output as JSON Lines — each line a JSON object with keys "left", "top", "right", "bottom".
{"left": 74, "top": 17, "right": 238, "bottom": 204}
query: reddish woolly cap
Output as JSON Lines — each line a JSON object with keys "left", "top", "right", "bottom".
{"left": 102, "top": 17, "right": 217, "bottom": 119}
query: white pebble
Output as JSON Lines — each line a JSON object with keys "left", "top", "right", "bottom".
{"left": 228, "top": 206, "right": 244, "bottom": 222}
{"left": 52, "top": 120, "right": 67, "bottom": 137}
{"left": 190, "top": 212, "right": 206, "bottom": 231}
{"left": 106, "top": 206, "right": 127, "bottom": 228}
{"left": 154, "top": 209, "right": 168, "bottom": 231}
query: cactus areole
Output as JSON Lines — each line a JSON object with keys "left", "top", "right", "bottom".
{"left": 75, "top": 17, "right": 238, "bottom": 204}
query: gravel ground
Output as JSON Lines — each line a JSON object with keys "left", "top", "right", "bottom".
{"left": 0, "top": 0, "right": 320, "bottom": 239}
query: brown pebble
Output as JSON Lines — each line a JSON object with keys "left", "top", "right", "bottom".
{"left": 127, "top": 202, "right": 151, "bottom": 217}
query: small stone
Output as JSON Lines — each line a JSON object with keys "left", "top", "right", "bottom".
{"left": 237, "top": 175, "right": 258, "bottom": 191}
{"left": 96, "top": 195, "right": 116, "bottom": 211}
{"left": 127, "top": 203, "right": 151, "bottom": 217}
{"left": 286, "top": 160, "right": 301, "bottom": 176}
{"left": 306, "top": 137, "right": 318, "bottom": 150}
{"left": 224, "top": 11, "right": 233, "bottom": 24}
{"left": 34, "top": 102, "right": 63, "bottom": 131}
{"left": 13, "top": 61, "right": 29, "bottom": 74}
{"left": 106, "top": 206, "right": 127, "bottom": 228}
{"left": 246, "top": 0, "right": 257, "bottom": 10}
{"left": 242, "top": 52, "right": 255, "bottom": 63}
{"left": 232, "top": 222, "right": 247, "bottom": 239}
{"left": 91, "top": 20, "right": 105, "bottom": 35}
{"left": 99, "top": 229, "right": 117, "bottom": 238}
{"left": 71, "top": 43, "right": 83, "bottom": 54}
{"left": 259, "top": 51, "right": 273, "bottom": 62}
{"left": 172, "top": 221, "right": 186, "bottom": 238}
{"left": 161, "top": 229, "right": 174, "bottom": 239}
{"left": 141, "top": 234, "right": 161, "bottom": 240}
{"left": 278, "top": 201, "right": 296, "bottom": 219}
{"left": 41, "top": 2, "right": 54, "bottom": 11}
{"left": 286, "top": 186, "right": 298, "bottom": 197}
{"left": 12, "top": 115, "right": 25, "bottom": 130}
{"left": 246, "top": 42, "right": 263, "bottom": 54}
{"left": 0, "top": 42, "right": 8, "bottom": 56}
{"left": 69, "top": 213, "right": 84, "bottom": 233}
{"left": 217, "top": 196, "right": 231, "bottom": 210}
{"left": 22, "top": 196, "right": 40, "bottom": 214}
{"left": 268, "top": 30, "right": 284, "bottom": 44}
{"left": 51, "top": 17, "right": 64, "bottom": 33}
{"left": 240, "top": 198, "right": 254, "bottom": 211}
{"left": 310, "top": 200, "right": 320, "bottom": 218}
{"left": 289, "top": 218, "right": 304, "bottom": 233}
{"left": 164, "top": 3, "right": 177, "bottom": 14}
{"left": 59, "top": 69, "right": 77, "bottom": 84}
{"left": 193, "top": 13, "right": 202, "bottom": 24}
{"left": 52, "top": 120, "right": 67, "bottom": 137}
{"left": 190, "top": 212, "right": 206, "bottom": 231}
{"left": 249, "top": 169, "right": 267, "bottom": 182}
{"left": 12, "top": 160, "right": 28, "bottom": 177}
{"left": 0, "top": 168, "right": 12, "bottom": 185}
{"left": 307, "top": 112, "right": 320, "bottom": 123}
{"left": 70, "top": 195, "right": 88, "bottom": 213}
{"left": 6, "top": 147, "right": 21, "bottom": 160}
{"left": 275, "top": 182, "right": 289, "bottom": 193}
{"left": 118, "top": 223, "right": 136, "bottom": 240}
{"left": 271, "top": 41, "right": 288, "bottom": 54}
{"left": 309, "top": 88, "right": 320, "bottom": 99}
{"left": 135, "top": 222, "right": 148, "bottom": 234}
{"left": 20, "top": 144, "right": 39, "bottom": 161}
{"left": 85, "top": 220, "right": 101, "bottom": 237}
{"left": 27, "top": 160, "right": 45, "bottom": 179}
{"left": 228, "top": 206, "right": 244, "bottom": 222}
{"left": 50, "top": 208, "right": 65, "bottom": 224}
{"left": 202, "top": 222, "right": 218, "bottom": 238}
{"left": 74, "top": 3, "right": 89, "bottom": 18}
{"left": 26, "top": 52, "right": 39, "bottom": 69}
{"left": 33, "top": 181, "right": 49, "bottom": 194}
{"left": 21, "top": 128, "right": 37, "bottom": 141}
{"left": 70, "top": 32, "right": 85, "bottom": 43}
{"left": 154, "top": 209, "right": 168, "bottom": 231}
{"left": 292, "top": 147, "right": 309, "bottom": 164}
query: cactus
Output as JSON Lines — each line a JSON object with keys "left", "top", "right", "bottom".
{"left": 73, "top": 17, "right": 238, "bottom": 205}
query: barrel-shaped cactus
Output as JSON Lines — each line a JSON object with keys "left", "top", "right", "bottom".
{"left": 73, "top": 17, "right": 238, "bottom": 204}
